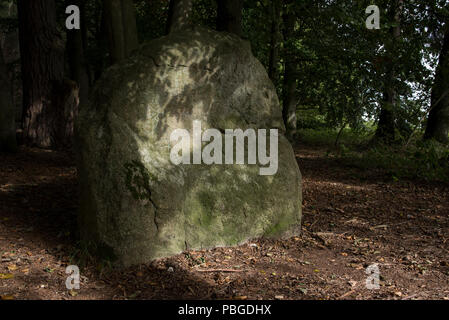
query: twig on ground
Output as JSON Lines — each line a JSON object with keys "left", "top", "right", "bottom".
{"left": 194, "top": 269, "right": 244, "bottom": 273}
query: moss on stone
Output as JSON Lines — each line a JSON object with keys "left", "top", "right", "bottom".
{"left": 76, "top": 26, "right": 302, "bottom": 267}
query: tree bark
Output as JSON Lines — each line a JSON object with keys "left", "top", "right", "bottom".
{"left": 0, "top": 42, "right": 17, "bottom": 152}
{"left": 66, "top": 0, "right": 90, "bottom": 110}
{"left": 0, "top": 0, "right": 21, "bottom": 126}
{"left": 216, "top": 0, "right": 243, "bottom": 37}
{"left": 268, "top": 0, "right": 281, "bottom": 83}
{"left": 424, "top": 28, "right": 449, "bottom": 144}
{"left": 17, "top": 0, "right": 78, "bottom": 149}
{"left": 282, "top": 4, "right": 297, "bottom": 140}
{"left": 376, "top": 90, "right": 396, "bottom": 142}
{"left": 374, "top": 0, "right": 403, "bottom": 143}
{"left": 166, "top": 0, "right": 193, "bottom": 34}
{"left": 103, "top": 0, "right": 139, "bottom": 64}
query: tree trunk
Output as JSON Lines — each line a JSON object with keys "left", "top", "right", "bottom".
{"left": 268, "top": 0, "right": 281, "bottom": 83}
{"left": 375, "top": 90, "right": 396, "bottom": 142}
{"left": 282, "top": 5, "right": 297, "bottom": 140}
{"left": 374, "top": 0, "right": 402, "bottom": 143}
{"left": 166, "top": 0, "right": 193, "bottom": 34}
{"left": 0, "top": 42, "right": 17, "bottom": 152}
{"left": 93, "top": 3, "right": 109, "bottom": 82}
{"left": 216, "top": 0, "right": 243, "bottom": 37}
{"left": 103, "top": 0, "right": 139, "bottom": 64}
{"left": 66, "top": 0, "right": 90, "bottom": 109}
{"left": 424, "top": 28, "right": 449, "bottom": 144}
{"left": 0, "top": 0, "right": 21, "bottom": 128}
{"left": 17, "top": 0, "right": 78, "bottom": 149}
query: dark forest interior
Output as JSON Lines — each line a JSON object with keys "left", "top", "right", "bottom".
{"left": 0, "top": 0, "right": 448, "bottom": 301}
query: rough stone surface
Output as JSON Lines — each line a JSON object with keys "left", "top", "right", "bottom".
{"left": 76, "top": 26, "right": 302, "bottom": 266}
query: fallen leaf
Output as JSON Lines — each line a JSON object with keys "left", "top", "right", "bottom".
{"left": 69, "top": 290, "right": 79, "bottom": 297}
{"left": 0, "top": 273, "right": 14, "bottom": 279}
{"left": 7, "top": 264, "right": 17, "bottom": 271}
{"left": 348, "top": 280, "right": 357, "bottom": 287}
{"left": 372, "top": 225, "right": 388, "bottom": 230}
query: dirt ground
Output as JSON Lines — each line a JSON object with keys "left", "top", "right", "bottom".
{"left": 0, "top": 144, "right": 448, "bottom": 300}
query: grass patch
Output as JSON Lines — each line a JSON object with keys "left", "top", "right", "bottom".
{"left": 298, "top": 127, "right": 374, "bottom": 147}
{"left": 298, "top": 128, "right": 449, "bottom": 183}
{"left": 339, "top": 141, "right": 449, "bottom": 182}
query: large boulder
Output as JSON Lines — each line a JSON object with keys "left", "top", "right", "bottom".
{"left": 76, "top": 27, "right": 302, "bottom": 266}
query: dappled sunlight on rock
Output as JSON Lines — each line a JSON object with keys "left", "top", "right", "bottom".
{"left": 76, "top": 26, "right": 302, "bottom": 267}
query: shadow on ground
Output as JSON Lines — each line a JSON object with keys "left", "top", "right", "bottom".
{"left": 0, "top": 145, "right": 448, "bottom": 300}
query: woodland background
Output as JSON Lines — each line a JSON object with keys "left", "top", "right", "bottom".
{"left": 0, "top": 0, "right": 448, "bottom": 300}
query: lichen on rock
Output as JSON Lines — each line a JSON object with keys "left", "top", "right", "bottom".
{"left": 76, "top": 26, "right": 302, "bottom": 267}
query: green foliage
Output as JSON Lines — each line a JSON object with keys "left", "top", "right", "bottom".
{"left": 192, "top": 0, "right": 217, "bottom": 30}
{"left": 340, "top": 137, "right": 449, "bottom": 183}
{"left": 242, "top": 1, "right": 271, "bottom": 69}
{"left": 242, "top": 0, "right": 446, "bottom": 134}
{"left": 51, "top": 0, "right": 447, "bottom": 139}
{"left": 297, "top": 107, "right": 327, "bottom": 130}
{"left": 68, "top": 240, "right": 116, "bottom": 274}
{"left": 298, "top": 127, "right": 375, "bottom": 147}
{"left": 134, "top": 0, "right": 170, "bottom": 41}
{"left": 300, "top": 128, "right": 449, "bottom": 182}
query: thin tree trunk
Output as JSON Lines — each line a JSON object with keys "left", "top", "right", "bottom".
{"left": 66, "top": 0, "right": 90, "bottom": 109}
{"left": 0, "top": 42, "right": 17, "bottom": 152}
{"left": 216, "top": 0, "right": 243, "bottom": 37}
{"left": 268, "top": 0, "right": 281, "bottom": 83}
{"left": 374, "top": 0, "right": 403, "bottom": 143}
{"left": 376, "top": 90, "right": 396, "bottom": 143}
{"left": 335, "top": 122, "right": 347, "bottom": 148}
{"left": 93, "top": 4, "right": 109, "bottom": 81}
{"left": 424, "top": 28, "right": 449, "bottom": 144}
{"left": 166, "top": 0, "right": 193, "bottom": 34}
{"left": 0, "top": 0, "right": 21, "bottom": 129}
{"left": 282, "top": 5, "right": 297, "bottom": 140}
{"left": 18, "top": 0, "right": 77, "bottom": 149}
{"left": 103, "top": 0, "right": 139, "bottom": 64}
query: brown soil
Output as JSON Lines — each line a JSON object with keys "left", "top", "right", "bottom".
{"left": 0, "top": 145, "right": 448, "bottom": 300}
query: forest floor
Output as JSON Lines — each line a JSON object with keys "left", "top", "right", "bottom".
{"left": 0, "top": 144, "right": 448, "bottom": 300}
